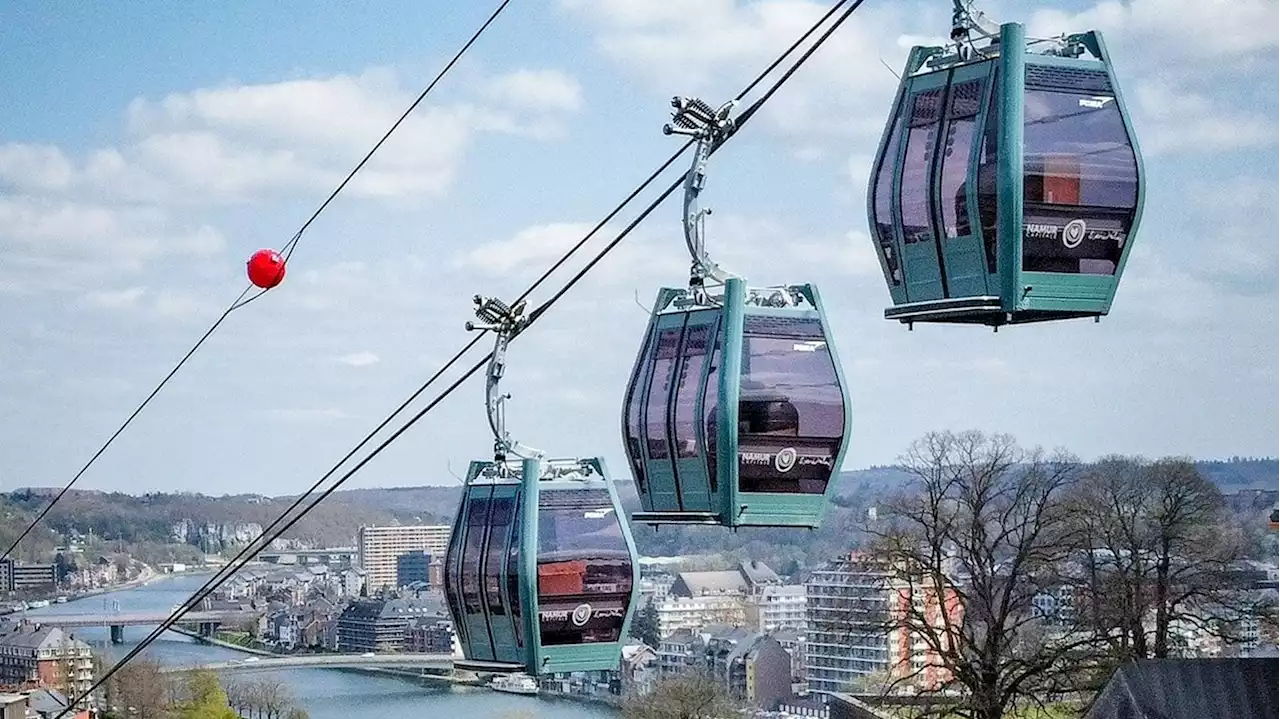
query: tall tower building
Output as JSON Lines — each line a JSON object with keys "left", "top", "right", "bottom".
{"left": 357, "top": 525, "right": 451, "bottom": 591}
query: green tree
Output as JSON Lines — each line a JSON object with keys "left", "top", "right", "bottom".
{"left": 180, "top": 670, "right": 238, "bottom": 719}
{"left": 629, "top": 602, "right": 661, "bottom": 648}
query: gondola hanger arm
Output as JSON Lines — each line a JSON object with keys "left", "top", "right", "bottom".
{"left": 465, "top": 295, "right": 544, "bottom": 463}
{"left": 663, "top": 95, "right": 740, "bottom": 295}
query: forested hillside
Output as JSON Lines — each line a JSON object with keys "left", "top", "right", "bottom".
{"left": 1, "top": 458, "right": 1271, "bottom": 572}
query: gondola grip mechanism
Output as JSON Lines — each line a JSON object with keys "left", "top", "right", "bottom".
{"left": 466, "top": 295, "right": 544, "bottom": 463}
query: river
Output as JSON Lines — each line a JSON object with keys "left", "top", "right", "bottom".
{"left": 23, "top": 572, "right": 617, "bottom": 719}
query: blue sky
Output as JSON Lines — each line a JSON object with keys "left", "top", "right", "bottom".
{"left": 0, "top": 0, "right": 1275, "bottom": 496}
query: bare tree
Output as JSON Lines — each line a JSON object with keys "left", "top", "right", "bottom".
{"left": 620, "top": 672, "right": 743, "bottom": 719}
{"left": 865, "top": 431, "right": 1094, "bottom": 719}
{"left": 222, "top": 677, "right": 250, "bottom": 717}
{"left": 107, "top": 658, "right": 174, "bottom": 719}
{"left": 1069, "top": 456, "right": 1262, "bottom": 660}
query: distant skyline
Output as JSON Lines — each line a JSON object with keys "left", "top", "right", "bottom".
{"left": 1, "top": 1, "right": 1276, "bottom": 496}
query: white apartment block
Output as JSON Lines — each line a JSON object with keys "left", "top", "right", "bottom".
{"left": 357, "top": 524, "right": 451, "bottom": 591}
{"left": 655, "top": 594, "right": 748, "bottom": 637}
{"left": 751, "top": 584, "right": 807, "bottom": 633}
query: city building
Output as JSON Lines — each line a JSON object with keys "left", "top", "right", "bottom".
{"left": 0, "top": 694, "right": 26, "bottom": 719}
{"left": 655, "top": 594, "right": 748, "bottom": 637}
{"left": 655, "top": 560, "right": 796, "bottom": 638}
{"left": 805, "top": 555, "right": 894, "bottom": 696}
{"left": 805, "top": 554, "right": 963, "bottom": 697}
{"left": 658, "top": 629, "right": 703, "bottom": 676}
{"left": 357, "top": 525, "right": 451, "bottom": 591}
{"left": 395, "top": 551, "right": 432, "bottom": 588}
{"left": 751, "top": 584, "right": 808, "bottom": 634}
{"left": 336, "top": 597, "right": 447, "bottom": 653}
{"left": 406, "top": 619, "right": 455, "bottom": 654}
{"left": 620, "top": 642, "right": 659, "bottom": 697}
{"left": 0, "top": 625, "right": 94, "bottom": 701}
{"left": 0, "top": 561, "right": 57, "bottom": 594}
{"left": 9, "top": 565, "right": 56, "bottom": 593}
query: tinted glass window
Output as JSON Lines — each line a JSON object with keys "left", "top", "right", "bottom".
{"left": 702, "top": 330, "right": 723, "bottom": 492}
{"left": 644, "top": 327, "right": 682, "bottom": 460}
{"left": 873, "top": 110, "right": 904, "bottom": 284}
{"left": 536, "top": 489, "right": 633, "bottom": 646}
{"left": 623, "top": 328, "right": 655, "bottom": 492}
{"left": 462, "top": 491, "right": 492, "bottom": 623}
{"left": 443, "top": 495, "right": 468, "bottom": 645}
{"left": 506, "top": 494, "right": 523, "bottom": 647}
{"left": 976, "top": 70, "right": 999, "bottom": 274}
{"left": 483, "top": 497, "right": 514, "bottom": 618}
{"left": 898, "top": 88, "right": 943, "bottom": 245}
{"left": 672, "top": 323, "right": 712, "bottom": 459}
{"left": 939, "top": 80, "right": 985, "bottom": 239}
{"left": 1022, "top": 85, "right": 1138, "bottom": 275}
{"left": 737, "top": 316, "right": 845, "bottom": 495}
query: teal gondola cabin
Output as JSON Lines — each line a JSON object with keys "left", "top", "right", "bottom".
{"left": 622, "top": 277, "right": 853, "bottom": 528}
{"left": 443, "top": 457, "right": 639, "bottom": 676}
{"left": 868, "top": 21, "right": 1144, "bottom": 326}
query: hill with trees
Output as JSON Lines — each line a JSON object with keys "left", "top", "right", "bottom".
{"left": 0, "top": 458, "right": 1271, "bottom": 572}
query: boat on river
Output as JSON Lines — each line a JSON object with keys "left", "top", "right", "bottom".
{"left": 489, "top": 674, "right": 539, "bottom": 696}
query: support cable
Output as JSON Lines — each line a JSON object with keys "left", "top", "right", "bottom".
{"left": 2, "top": 0, "right": 514, "bottom": 566}
{"left": 54, "top": 2, "right": 861, "bottom": 712}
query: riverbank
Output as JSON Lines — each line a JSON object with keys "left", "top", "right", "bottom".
{"left": 32, "top": 573, "right": 618, "bottom": 718}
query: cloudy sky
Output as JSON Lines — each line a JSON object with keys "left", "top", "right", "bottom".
{"left": 1, "top": 0, "right": 1275, "bottom": 497}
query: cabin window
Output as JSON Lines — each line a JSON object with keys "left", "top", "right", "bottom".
{"left": 505, "top": 494, "right": 523, "bottom": 647}
{"left": 672, "top": 322, "right": 713, "bottom": 460}
{"left": 976, "top": 70, "right": 1000, "bottom": 274}
{"left": 443, "top": 501, "right": 468, "bottom": 645}
{"left": 939, "top": 79, "right": 985, "bottom": 239}
{"left": 643, "top": 327, "right": 682, "bottom": 460}
{"left": 622, "top": 326, "right": 655, "bottom": 493}
{"left": 536, "top": 489, "right": 633, "bottom": 646}
{"left": 1021, "top": 82, "right": 1138, "bottom": 274}
{"left": 898, "top": 88, "right": 944, "bottom": 245}
{"left": 737, "top": 316, "right": 844, "bottom": 495}
{"left": 483, "top": 496, "right": 514, "bottom": 618}
{"left": 461, "top": 491, "right": 492, "bottom": 626}
{"left": 702, "top": 329, "right": 723, "bottom": 491}
{"left": 873, "top": 108, "right": 905, "bottom": 284}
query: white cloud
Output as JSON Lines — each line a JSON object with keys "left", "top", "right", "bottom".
{"left": 0, "top": 196, "right": 225, "bottom": 276}
{"left": 1026, "top": 0, "right": 1278, "bottom": 60}
{"left": 456, "top": 222, "right": 596, "bottom": 273}
{"left": 1129, "top": 80, "right": 1275, "bottom": 155}
{"left": 0, "top": 143, "right": 74, "bottom": 191}
{"left": 483, "top": 69, "right": 584, "bottom": 112}
{"left": 81, "top": 287, "right": 147, "bottom": 311}
{"left": 336, "top": 351, "right": 381, "bottom": 368}
{"left": 559, "top": 0, "right": 931, "bottom": 140}
{"left": 0, "top": 67, "right": 583, "bottom": 206}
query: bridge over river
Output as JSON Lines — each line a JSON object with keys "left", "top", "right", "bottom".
{"left": 8, "top": 609, "right": 257, "bottom": 643}
{"left": 162, "top": 653, "right": 456, "bottom": 673}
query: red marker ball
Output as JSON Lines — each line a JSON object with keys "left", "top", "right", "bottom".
{"left": 247, "top": 249, "right": 287, "bottom": 289}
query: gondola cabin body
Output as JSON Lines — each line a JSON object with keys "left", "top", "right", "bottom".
{"left": 869, "top": 22, "right": 1144, "bottom": 326}
{"left": 443, "top": 457, "right": 639, "bottom": 676}
{"left": 622, "top": 277, "right": 852, "bottom": 528}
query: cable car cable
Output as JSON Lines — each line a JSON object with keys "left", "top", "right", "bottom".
{"left": 0, "top": 283, "right": 253, "bottom": 566}
{"left": 3, "top": 0, "right": 514, "bottom": 567}
{"left": 54, "top": 3, "right": 861, "bottom": 710}
{"left": 279, "top": 0, "right": 513, "bottom": 264}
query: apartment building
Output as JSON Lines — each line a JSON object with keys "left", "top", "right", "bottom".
{"left": 805, "top": 553, "right": 962, "bottom": 696}
{"left": 0, "top": 625, "right": 94, "bottom": 700}
{"left": 805, "top": 555, "right": 893, "bottom": 696}
{"left": 356, "top": 525, "right": 450, "bottom": 591}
